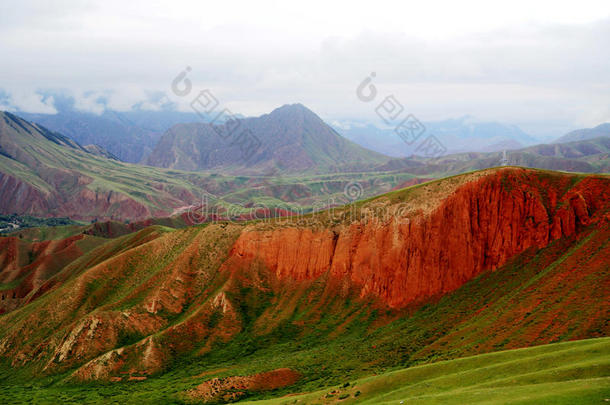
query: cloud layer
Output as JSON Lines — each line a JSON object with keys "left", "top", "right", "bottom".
{"left": 0, "top": 0, "right": 609, "bottom": 137}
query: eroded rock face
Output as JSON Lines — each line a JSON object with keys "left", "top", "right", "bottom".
{"left": 187, "top": 368, "right": 301, "bottom": 403}
{"left": 230, "top": 170, "right": 609, "bottom": 308}
{"left": 0, "top": 173, "right": 50, "bottom": 215}
{"left": 0, "top": 171, "right": 168, "bottom": 222}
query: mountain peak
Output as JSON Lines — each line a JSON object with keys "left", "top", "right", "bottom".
{"left": 268, "top": 103, "right": 318, "bottom": 119}
{"left": 146, "top": 103, "right": 387, "bottom": 172}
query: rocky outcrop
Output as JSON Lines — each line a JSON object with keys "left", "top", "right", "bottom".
{"left": 187, "top": 368, "right": 301, "bottom": 403}
{"left": 229, "top": 169, "right": 610, "bottom": 308}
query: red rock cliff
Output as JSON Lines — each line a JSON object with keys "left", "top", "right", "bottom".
{"left": 229, "top": 169, "right": 610, "bottom": 308}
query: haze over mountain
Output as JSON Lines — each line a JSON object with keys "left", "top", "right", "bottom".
{"left": 19, "top": 104, "right": 608, "bottom": 167}
{"left": 145, "top": 103, "right": 389, "bottom": 173}
{"left": 554, "top": 122, "right": 610, "bottom": 144}
{"left": 18, "top": 108, "right": 213, "bottom": 163}
{"left": 20, "top": 102, "right": 540, "bottom": 164}
{"left": 335, "top": 116, "right": 539, "bottom": 157}
{"left": 2, "top": 110, "right": 608, "bottom": 224}
{"left": 17, "top": 95, "right": 606, "bottom": 169}
{"left": 382, "top": 136, "right": 610, "bottom": 175}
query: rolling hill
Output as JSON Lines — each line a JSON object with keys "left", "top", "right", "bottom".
{"left": 246, "top": 338, "right": 610, "bottom": 404}
{"left": 381, "top": 136, "right": 610, "bottom": 174}
{"left": 0, "top": 167, "right": 608, "bottom": 403}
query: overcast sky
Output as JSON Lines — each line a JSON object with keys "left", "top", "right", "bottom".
{"left": 0, "top": 0, "right": 609, "bottom": 137}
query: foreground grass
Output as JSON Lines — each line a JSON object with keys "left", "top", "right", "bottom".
{"left": 0, "top": 338, "right": 607, "bottom": 404}
{"left": 245, "top": 337, "right": 610, "bottom": 404}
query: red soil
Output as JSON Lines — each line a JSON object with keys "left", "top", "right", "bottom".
{"left": 0, "top": 234, "right": 88, "bottom": 314}
{"left": 187, "top": 368, "right": 301, "bottom": 402}
{"left": 391, "top": 177, "right": 435, "bottom": 190}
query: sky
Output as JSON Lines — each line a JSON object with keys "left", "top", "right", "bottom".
{"left": 0, "top": 0, "right": 609, "bottom": 138}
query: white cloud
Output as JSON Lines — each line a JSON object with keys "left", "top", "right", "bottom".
{"left": 72, "top": 91, "right": 106, "bottom": 115}
{"left": 2, "top": 90, "right": 57, "bottom": 114}
{"left": 0, "top": 0, "right": 608, "bottom": 135}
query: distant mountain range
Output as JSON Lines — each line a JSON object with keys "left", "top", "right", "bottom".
{"left": 554, "top": 122, "right": 610, "bottom": 144}
{"left": 17, "top": 103, "right": 610, "bottom": 165}
{"left": 381, "top": 137, "right": 610, "bottom": 174}
{"left": 145, "top": 103, "right": 388, "bottom": 173}
{"left": 0, "top": 110, "right": 399, "bottom": 221}
{"left": 1, "top": 108, "right": 608, "bottom": 222}
{"left": 18, "top": 109, "right": 212, "bottom": 163}
{"left": 334, "top": 116, "right": 539, "bottom": 157}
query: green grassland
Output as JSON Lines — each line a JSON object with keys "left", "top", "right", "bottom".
{"left": 248, "top": 338, "right": 610, "bottom": 404}
{"left": 1, "top": 338, "right": 607, "bottom": 404}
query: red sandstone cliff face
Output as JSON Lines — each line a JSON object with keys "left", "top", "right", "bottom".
{"left": 229, "top": 169, "right": 610, "bottom": 308}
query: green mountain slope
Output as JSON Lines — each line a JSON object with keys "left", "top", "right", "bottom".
{"left": 247, "top": 338, "right": 610, "bottom": 404}
{"left": 0, "top": 111, "right": 213, "bottom": 220}
{"left": 0, "top": 111, "right": 411, "bottom": 221}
